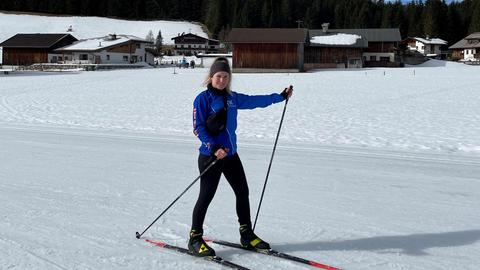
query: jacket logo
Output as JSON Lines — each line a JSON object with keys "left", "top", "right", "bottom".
{"left": 227, "top": 100, "right": 235, "bottom": 107}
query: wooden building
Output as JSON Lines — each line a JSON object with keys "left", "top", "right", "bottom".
{"left": 171, "top": 33, "right": 220, "bottom": 56}
{"left": 0, "top": 33, "right": 77, "bottom": 65}
{"left": 226, "top": 26, "right": 401, "bottom": 72}
{"left": 449, "top": 32, "right": 480, "bottom": 62}
{"left": 54, "top": 34, "right": 154, "bottom": 65}
{"left": 403, "top": 37, "right": 447, "bottom": 58}
{"left": 226, "top": 28, "right": 308, "bottom": 72}
{"left": 306, "top": 24, "right": 365, "bottom": 69}
{"left": 309, "top": 25, "right": 402, "bottom": 68}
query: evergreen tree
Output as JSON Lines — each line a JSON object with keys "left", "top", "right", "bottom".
{"left": 145, "top": 0, "right": 162, "bottom": 19}
{"left": 354, "top": 1, "right": 370, "bottom": 28}
{"left": 446, "top": 3, "right": 462, "bottom": 44}
{"left": 391, "top": 2, "right": 407, "bottom": 37}
{"left": 406, "top": 1, "right": 424, "bottom": 37}
{"left": 423, "top": 0, "right": 443, "bottom": 37}
{"left": 469, "top": 1, "right": 480, "bottom": 33}
{"left": 204, "top": 0, "right": 228, "bottom": 38}
{"left": 279, "top": 0, "right": 292, "bottom": 27}
{"left": 155, "top": 30, "right": 163, "bottom": 53}
{"left": 65, "top": 0, "right": 81, "bottom": 15}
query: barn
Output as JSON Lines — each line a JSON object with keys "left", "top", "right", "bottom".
{"left": 309, "top": 24, "right": 402, "bottom": 68}
{"left": 226, "top": 28, "right": 308, "bottom": 72}
{"left": 0, "top": 33, "right": 77, "bottom": 66}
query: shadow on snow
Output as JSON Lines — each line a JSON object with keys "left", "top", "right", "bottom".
{"left": 273, "top": 229, "right": 480, "bottom": 256}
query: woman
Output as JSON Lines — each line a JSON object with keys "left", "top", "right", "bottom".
{"left": 189, "top": 57, "right": 293, "bottom": 257}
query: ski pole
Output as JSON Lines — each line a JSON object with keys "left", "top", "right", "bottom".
{"left": 136, "top": 159, "right": 217, "bottom": 239}
{"left": 253, "top": 87, "right": 291, "bottom": 231}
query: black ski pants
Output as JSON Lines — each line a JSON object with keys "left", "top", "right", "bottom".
{"left": 191, "top": 153, "right": 251, "bottom": 231}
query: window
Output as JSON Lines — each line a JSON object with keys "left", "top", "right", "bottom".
{"left": 370, "top": 56, "right": 376, "bottom": 61}
{"left": 123, "top": 56, "right": 128, "bottom": 62}
{"left": 139, "top": 56, "right": 143, "bottom": 62}
{"left": 136, "top": 44, "right": 141, "bottom": 49}
{"left": 80, "top": 54, "right": 88, "bottom": 60}
{"left": 106, "top": 55, "right": 110, "bottom": 60}
{"left": 380, "top": 56, "right": 390, "bottom": 62}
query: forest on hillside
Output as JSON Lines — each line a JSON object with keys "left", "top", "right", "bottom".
{"left": 1, "top": 0, "right": 480, "bottom": 45}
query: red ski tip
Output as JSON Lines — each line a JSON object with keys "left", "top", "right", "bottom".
{"left": 145, "top": 239, "right": 167, "bottom": 248}
{"left": 310, "top": 260, "right": 342, "bottom": 270}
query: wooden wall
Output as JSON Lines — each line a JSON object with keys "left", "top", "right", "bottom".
{"left": 2, "top": 48, "right": 48, "bottom": 65}
{"left": 451, "top": 50, "right": 463, "bottom": 60}
{"left": 108, "top": 42, "right": 136, "bottom": 53}
{"left": 305, "top": 47, "right": 362, "bottom": 64}
{"left": 365, "top": 42, "right": 397, "bottom": 53}
{"left": 232, "top": 43, "right": 299, "bottom": 69}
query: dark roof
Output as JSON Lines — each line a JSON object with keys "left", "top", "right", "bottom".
{"left": 450, "top": 40, "right": 480, "bottom": 49}
{"left": 465, "top": 32, "right": 480, "bottom": 40}
{"left": 449, "top": 32, "right": 480, "bottom": 49}
{"left": 171, "top": 33, "right": 217, "bottom": 42}
{"left": 310, "top": 28, "right": 401, "bottom": 43}
{"left": 0, "top": 33, "right": 78, "bottom": 48}
{"left": 172, "top": 33, "right": 204, "bottom": 40}
{"left": 226, "top": 28, "right": 308, "bottom": 43}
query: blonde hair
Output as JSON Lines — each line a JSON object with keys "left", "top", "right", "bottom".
{"left": 203, "top": 57, "right": 232, "bottom": 94}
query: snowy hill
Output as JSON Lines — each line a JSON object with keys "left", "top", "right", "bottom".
{"left": 0, "top": 11, "right": 208, "bottom": 45}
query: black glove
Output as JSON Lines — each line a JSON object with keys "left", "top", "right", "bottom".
{"left": 210, "top": 144, "right": 222, "bottom": 155}
{"left": 280, "top": 85, "right": 293, "bottom": 100}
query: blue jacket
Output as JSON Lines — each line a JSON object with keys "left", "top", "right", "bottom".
{"left": 193, "top": 88, "right": 284, "bottom": 156}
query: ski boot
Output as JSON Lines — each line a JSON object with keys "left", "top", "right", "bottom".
{"left": 188, "top": 229, "right": 216, "bottom": 257}
{"left": 239, "top": 224, "right": 271, "bottom": 250}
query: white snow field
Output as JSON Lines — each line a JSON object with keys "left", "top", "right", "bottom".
{"left": 0, "top": 11, "right": 207, "bottom": 45}
{"left": 1, "top": 61, "right": 480, "bottom": 270}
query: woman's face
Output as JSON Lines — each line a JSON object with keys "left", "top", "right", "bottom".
{"left": 211, "top": 71, "right": 230, "bottom": 90}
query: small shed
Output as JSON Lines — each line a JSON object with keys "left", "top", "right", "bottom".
{"left": 226, "top": 28, "right": 308, "bottom": 72}
{"left": 0, "top": 33, "right": 77, "bottom": 65}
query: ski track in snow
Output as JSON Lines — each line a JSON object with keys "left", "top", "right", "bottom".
{"left": 1, "top": 62, "right": 480, "bottom": 269}
{"left": 1, "top": 123, "right": 480, "bottom": 269}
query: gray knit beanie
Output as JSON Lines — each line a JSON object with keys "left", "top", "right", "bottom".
{"left": 209, "top": 59, "right": 231, "bottom": 77}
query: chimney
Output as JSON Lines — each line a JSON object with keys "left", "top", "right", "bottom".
{"left": 322, "top": 23, "right": 330, "bottom": 33}
{"left": 99, "top": 41, "right": 102, "bottom": 47}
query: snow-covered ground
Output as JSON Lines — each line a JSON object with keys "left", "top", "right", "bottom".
{"left": 0, "top": 11, "right": 207, "bottom": 45}
{"left": 1, "top": 61, "right": 480, "bottom": 269}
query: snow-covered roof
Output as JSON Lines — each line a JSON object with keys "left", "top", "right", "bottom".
{"left": 415, "top": 37, "right": 447, "bottom": 45}
{"left": 55, "top": 34, "right": 150, "bottom": 52}
{"left": 310, "top": 33, "right": 361, "bottom": 46}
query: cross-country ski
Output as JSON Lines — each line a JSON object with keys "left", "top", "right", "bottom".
{"left": 205, "top": 238, "right": 341, "bottom": 270}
